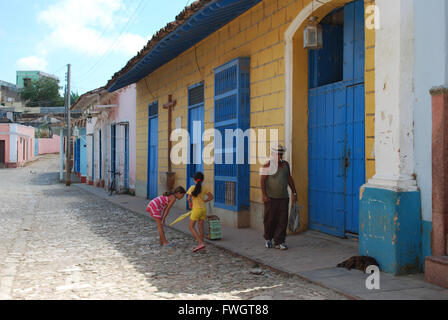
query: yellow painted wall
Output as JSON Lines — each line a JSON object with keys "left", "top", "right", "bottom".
{"left": 136, "top": 0, "right": 296, "bottom": 200}
{"left": 364, "top": 0, "right": 376, "bottom": 180}
{"left": 135, "top": 0, "right": 375, "bottom": 230}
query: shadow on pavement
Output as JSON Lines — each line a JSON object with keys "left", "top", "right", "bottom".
{"left": 53, "top": 187, "right": 296, "bottom": 299}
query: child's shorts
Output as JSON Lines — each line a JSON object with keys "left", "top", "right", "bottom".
{"left": 190, "top": 208, "right": 207, "bottom": 221}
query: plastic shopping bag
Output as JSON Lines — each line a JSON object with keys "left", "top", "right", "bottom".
{"left": 288, "top": 202, "right": 302, "bottom": 233}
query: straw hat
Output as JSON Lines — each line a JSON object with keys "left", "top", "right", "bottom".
{"left": 270, "top": 144, "right": 287, "bottom": 153}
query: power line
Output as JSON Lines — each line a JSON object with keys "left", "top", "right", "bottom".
{"left": 72, "top": 0, "right": 150, "bottom": 82}
{"left": 70, "top": 2, "right": 133, "bottom": 75}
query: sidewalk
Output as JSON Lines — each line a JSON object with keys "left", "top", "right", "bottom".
{"left": 74, "top": 183, "right": 448, "bottom": 300}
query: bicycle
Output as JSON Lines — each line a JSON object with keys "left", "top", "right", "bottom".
{"left": 108, "top": 171, "right": 121, "bottom": 196}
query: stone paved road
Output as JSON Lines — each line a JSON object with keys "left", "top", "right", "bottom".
{"left": 0, "top": 155, "right": 346, "bottom": 300}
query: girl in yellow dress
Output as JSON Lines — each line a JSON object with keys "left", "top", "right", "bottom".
{"left": 187, "top": 172, "right": 214, "bottom": 252}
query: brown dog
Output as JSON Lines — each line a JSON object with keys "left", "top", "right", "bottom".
{"left": 337, "top": 256, "right": 379, "bottom": 272}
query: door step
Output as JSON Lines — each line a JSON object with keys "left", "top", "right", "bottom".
{"left": 345, "top": 232, "right": 359, "bottom": 240}
{"left": 425, "top": 256, "right": 448, "bottom": 289}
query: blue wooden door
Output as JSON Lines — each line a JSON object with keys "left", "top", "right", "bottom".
{"left": 99, "top": 130, "right": 102, "bottom": 180}
{"left": 124, "top": 125, "right": 129, "bottom": 190}
{"left": 187, "top": 84, "right": 205, "bottom": 190}
{"left": 213, "top": 58, "right": 251, "bottom": 211}
{"left": 308, "top": 0, "right": 365, "bottom": 237}
{"left": 345, "top": 83, "right": 365, "bottom": 234}
{"left": 147, "top": 116, "right": 158, "bottom": 199}
{"left": 92, "top": 136, "right": 95, "bottom": 181}
{"left": 111, "top": 124, "right": 116, "bottom": 176}
{"left": 76, "top": 139, "right": 81, "bottom": 173}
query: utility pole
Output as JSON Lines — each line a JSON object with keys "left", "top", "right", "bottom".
{"left": 65, "top": 64, "right": 71, "bottom": 186}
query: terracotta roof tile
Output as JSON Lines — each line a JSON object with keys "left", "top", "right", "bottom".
{"left": 105, "top": 0, "right": 213, "bottom": 91}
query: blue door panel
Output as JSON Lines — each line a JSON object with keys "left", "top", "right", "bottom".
{"left": 76, "top": 139, "right": 81, "bottom": 173}
{"left": 308, "top": 0, "right": 365, "bottom": 237}
{"left": 309, "top": 83, "right": 346, "bottom": 237}
{"left": 343, "top": 2, "right": 355, "bottom": 82}
{"left": 111, "top": 124, "right": 116, "bottom": 176}
{"left": 148, "top": 117, "right": 158, "bottom": 199}
{"left": 354, "top": 0, "right": 365, "bottom": 83}
{"left": 99, "top": 130, "right": 102, "bottom": 180}
{"left": 92, "top": 137, "right": 95, "bottom": 181}
{"left": 346, "top": 83, "right": 366, "bottom": 233}
{"left": 345, "top": 86, "right": 355, "bottom": 233}
{"left": 124, "top": 125, "right": 129, "bottom": 189}
{"left": 309, "top": 23, "right": 343, "bottom": 88}
{"left": 187, "top": 105, "right": 204, "bottom": 190}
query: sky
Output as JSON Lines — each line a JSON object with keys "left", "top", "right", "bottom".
{"left": 0, "top": 0, "right": 193, "bottom": 95}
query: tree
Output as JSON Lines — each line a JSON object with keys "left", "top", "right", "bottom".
{"left": 19, "top": 78, "right": 65, "bottom": 107}
{"left": 66, "top": 91, "right": 80, "bottom": 106}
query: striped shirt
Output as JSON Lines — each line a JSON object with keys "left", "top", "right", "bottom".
{"left": 146, "top": 195, "right": 170, "bottom": 218}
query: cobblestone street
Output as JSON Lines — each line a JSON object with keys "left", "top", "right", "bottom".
{"left": 0, "top": 155, "right": 346, "bottom": 300}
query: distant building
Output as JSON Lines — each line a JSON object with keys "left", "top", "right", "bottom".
{"left": 0, "top": 80, "right": 21, "bottom": 108}
{"left": 16, "top": 71, "right": 59, "bottom": 89}
{"left": 0, "top": 108, "right": 21, "bottom": 123}
{"left": 0, "top": 123, "right": 35, "bottom": 168}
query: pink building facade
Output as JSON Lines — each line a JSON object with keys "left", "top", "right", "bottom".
{"left": 37, "top": 135, "right": 60, "bottom": 155}
{"left": 82, "top": 84, "right": 136, "bottom": 193}
{"left": 0, "top": 123, "right": 35, "bottom": 168}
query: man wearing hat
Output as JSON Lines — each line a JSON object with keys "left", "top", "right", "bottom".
{"left": 260, "top": 144, "right": 298, "bottom": 250}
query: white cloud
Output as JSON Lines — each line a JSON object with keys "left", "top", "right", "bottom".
{"left": 16, "top": 55, "right": 48, "bottom": 71}
{"left": 118, "top": 33, "right": 148, "bottom": 55}
{"left": 37, "top": 0, "right": 146, "bottom": 57}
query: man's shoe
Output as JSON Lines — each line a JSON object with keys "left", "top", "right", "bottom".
{"left": 275, "top": 243, "right": 288, "bottom": 250}
{"left": 265, "top": 240, "right": 273, "bottom": 248}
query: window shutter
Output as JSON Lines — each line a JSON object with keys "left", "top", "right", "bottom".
{"left": 148, "top": 101, "right": 158, "bottom": 118}
{"left": 214, "top": 58, "right": 250, "bottom": 211}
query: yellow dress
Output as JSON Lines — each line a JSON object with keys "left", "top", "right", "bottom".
{"left": 187, "top": 185, "right": 209, "bottom": 221}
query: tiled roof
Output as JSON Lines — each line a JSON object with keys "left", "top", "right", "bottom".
{"left": 106, "top": 0, "right": 262, "bottom": 92}
{"left": 106, "top": 0, "right": 213, "bottom": 91}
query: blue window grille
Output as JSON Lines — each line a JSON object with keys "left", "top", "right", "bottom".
{"left": 214, "top": 57, "right": 250, "bottom": 211}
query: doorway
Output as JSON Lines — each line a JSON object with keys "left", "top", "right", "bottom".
{"left": 187, "top": 82, "right": 205, "bottom": 192}
{"left": 147, "top": 102, "right": 159, "bottom": 200}
{"left": 308, "top": 0, "right": 366, "bottom": 237}
{"left": 124, "top": 124, "right": 130, "bottom": 190}
{"left": 0, "top": 140, "right": 5, "bottom": 168}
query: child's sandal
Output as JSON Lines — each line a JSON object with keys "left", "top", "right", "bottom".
{"left": 192, "top": 244, "right": 206, "bottom": 252}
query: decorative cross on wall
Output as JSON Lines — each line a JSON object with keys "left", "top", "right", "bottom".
{"left": 163, "top": 94, "right": 177, "bottom": 172}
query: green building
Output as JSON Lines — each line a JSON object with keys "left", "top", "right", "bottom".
{"left": 16, "top": 71, "right": 59, "bottom": 89}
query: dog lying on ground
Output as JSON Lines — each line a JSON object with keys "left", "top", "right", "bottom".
{"left": 337, "top": 256, "right": 379, "bottom": 272}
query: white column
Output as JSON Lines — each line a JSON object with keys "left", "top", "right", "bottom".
{"left": 60, "top": 128, "right": 64, "bottom": 181}
{"left": 367, "top": 0, "right": 417, "bottom": 191}
{"left": 9, "top": 124, "right": 17, "bottom": 163}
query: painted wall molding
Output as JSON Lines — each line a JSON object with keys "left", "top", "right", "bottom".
{"left": 284, "top": 1, "right": 318, "bottom": 168}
